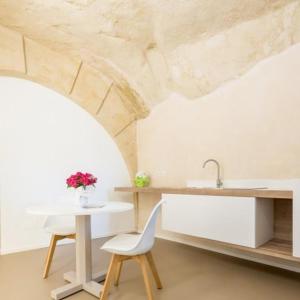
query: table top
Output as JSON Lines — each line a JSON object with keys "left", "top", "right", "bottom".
{"left": 27, "top": 201, "right": 133, "bottom": 216}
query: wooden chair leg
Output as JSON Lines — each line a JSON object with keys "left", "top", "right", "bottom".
{"left": 146, "top": 252, "right": 163, "bottom": 289}
{"left": 66, "top": 233, "right": 76, "bottom": 240}
{"left": 100, "top": 254, "right": 119, "bottom": 300}
{"left": 137, "top": 255, "right": 154, "bottom": 300}
{"left": 43, "top": 235, "right": 59, "bottom": 279}
{"left": 114, "top": 261, "right": 123, "bottom": 286}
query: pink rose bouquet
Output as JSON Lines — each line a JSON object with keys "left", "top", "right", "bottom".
{"left": 66, "top": 172, "right": 97, "bottom": 189}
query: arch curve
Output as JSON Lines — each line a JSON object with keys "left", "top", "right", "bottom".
{"left": 0, "top": 24, "right": 149, "bottom": 177}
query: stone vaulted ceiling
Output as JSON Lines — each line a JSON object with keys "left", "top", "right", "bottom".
{"left": 0, "top": 0, "right": 300, "bottom": 108}
{"left": 0, "top": 0, "right": 300, "bottom": 176}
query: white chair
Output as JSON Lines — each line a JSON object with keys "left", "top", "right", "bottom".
{"left": 43, "top": 216, "right": 76, "bottom": 278}
{"left": 99, "top": 200, "right": 165, "bottom": 300}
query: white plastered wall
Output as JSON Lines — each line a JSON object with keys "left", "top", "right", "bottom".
{"left": 0, "top": 77, "right": 134, "bottom": 254}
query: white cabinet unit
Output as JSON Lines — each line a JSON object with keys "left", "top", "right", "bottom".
{"left": 162, "top": 194, "right": 273, "bottom": 248}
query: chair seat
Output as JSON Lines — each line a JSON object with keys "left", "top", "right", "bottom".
{"left": 101, "top": 233, "right": 144, "bottom": 256}
{"left": 45, "top": 225, "right": 76, "bottom": 236}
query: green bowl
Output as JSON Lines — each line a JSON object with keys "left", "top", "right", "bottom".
{"left": 134, "top": 176, "right": 150, "bottom": 187}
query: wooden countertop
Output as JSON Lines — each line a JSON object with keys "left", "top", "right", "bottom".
{"left": 114, "top": 187, "right": 293, "bottom": 199}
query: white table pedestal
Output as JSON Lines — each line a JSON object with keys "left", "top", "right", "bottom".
{"left": 27, "top": 201, "right": 133, "bottom": 300}
{"left": 51, "top": 215, "right": 106, "bottom": 300}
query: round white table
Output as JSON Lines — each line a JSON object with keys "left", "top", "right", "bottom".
{"left": 27, "top": 201, "right": 133, "bottom": 300}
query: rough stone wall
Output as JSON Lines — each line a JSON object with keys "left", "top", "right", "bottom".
{"left": 0, "top": 0, "right": 299, "bottom": 107}
{"left": 168, "top": 1, "right": 300, "bottom": 98}
{"left": 0, "top": 24, "right": 148, "bottom": 177}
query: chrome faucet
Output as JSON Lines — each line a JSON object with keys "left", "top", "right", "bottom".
{"left": 202, "top": 159, "right": 223, "bottom": 188}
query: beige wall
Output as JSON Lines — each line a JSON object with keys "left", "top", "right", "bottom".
{"left": 137, "top": 43, "right": 300, "bottom": 256}
{"left": 138, "top": 43, "right": 300, "bottom": 187}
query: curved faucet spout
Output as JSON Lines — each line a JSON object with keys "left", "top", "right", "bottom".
{"left": 202, "top": 159, "right": 223, "bottom": 188}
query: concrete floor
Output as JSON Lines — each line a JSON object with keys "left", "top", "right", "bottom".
{"left": 1, "top": 238, "right": 300, "bottom": 300}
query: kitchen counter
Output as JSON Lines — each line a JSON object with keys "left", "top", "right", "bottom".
{"left": 114, "top": 187, "right": 293, "bottom": 199}
{"left": 114, "top": 185, "right": 299, "bottom": 267}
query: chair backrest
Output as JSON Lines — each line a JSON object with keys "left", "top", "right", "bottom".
{"left": 43, "top": 215, "right": 75, "bottom": 229}
{"left": 134, "top": 199, "right": 165, "bottom": 253}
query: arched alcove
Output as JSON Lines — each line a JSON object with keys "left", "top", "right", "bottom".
{"left": 0, "top": 76, "right": 134, "bottom": 253}
{"left": 0, "top": 24, "right": 149, "bottom": 178}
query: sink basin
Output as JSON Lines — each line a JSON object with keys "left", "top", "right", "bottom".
{"left": 189, "top": 186, "right": 268, "bottom": 190}
{"left": 223, "top": 187, "right": 268, "bottom": 190}
{"left": 187, "top": 180, "right": 268, "bottom": 190}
